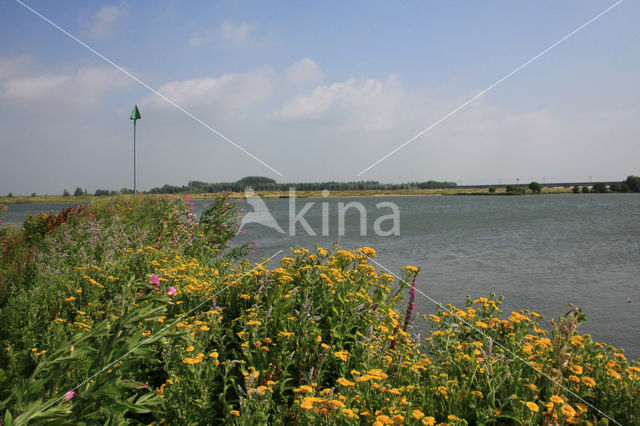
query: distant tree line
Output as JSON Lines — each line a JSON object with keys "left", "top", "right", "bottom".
{"left": 147, "top": 177, "right": 458, "bottom": 194}
{"left": 572, "top": 176, "right": 640, "bottom": 194}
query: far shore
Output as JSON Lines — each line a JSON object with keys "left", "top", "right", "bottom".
{"left": 0, "top": 187, "right": 575, "bottom": 205}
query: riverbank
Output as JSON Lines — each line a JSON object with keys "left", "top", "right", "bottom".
{"left": 1, "top": 195, "right": 638, "bottom": 424}
{"left": 0, "top": 186, "right": 573, "bottom": 204}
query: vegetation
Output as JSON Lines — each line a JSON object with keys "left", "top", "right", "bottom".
{"left": 528, "top": 182, "right": 542, "bottom": 194}
{"left": 148, "top": 177, "right": 458, "bottom": 195}
{"left": 591, "top": 183, "right": 607, "bottom": 193}
{"left": 0, "top": 196, "right": 638, "bottom": 424}
{"left": 505, "top": 185, "right": 526, "bottom": 195}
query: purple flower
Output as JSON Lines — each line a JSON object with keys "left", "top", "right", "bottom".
{"left": 403, "top": 280, "right": 417, "bottom": 331}
{"left": 167, "top": 286, "right": 177, "bottom": 296}
{"left": 150, "top": 274, "right": 160, "bottom": 287}
{"left": 64, "top": 390, "right": 75, "bottom": 401}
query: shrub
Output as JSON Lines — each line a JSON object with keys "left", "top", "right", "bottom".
{"left": 592, "top": 183, "right": 607, "bottom": 193}
{"left": 505, "top": 185, "right": 526, "bottom": 195}
{"left": 528, "top": 181, "right": 542, "bottom": 193}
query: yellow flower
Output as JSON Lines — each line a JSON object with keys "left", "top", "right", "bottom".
{"left": 375, "top": 415, "right": 391, "bottom": 424}
{"left": 294, "top": 385, "right": 314, "bottom": 394}
{"left": 526, "top": 402, "right": 539, "bottom": 413}
{"left": 582, "top": 377, "right": 596, "bottom": 387}
{"left": 471, "top": 390, "right": 483, "bottom": 397}
{"left": 342, "top": 408, "right": 357, "bottom": 419}
{"left": 411, "top": 409, "right": 425, "bottom": 420}
{"left": 65, "top": 296, "right": 76, "bottom": 302}
{"left": 402, "top": 265, "right": 419, "bottom": 274}
{"left": 423, "top": 417, "right": 436, "bottom": 426}
{"left": 334, "top": 350, "right": 349, "bottom": 361}
{"left": 570, "top": 365, "right": 583, "bottom": 375}
{"left": 246, "top": 320, "right": 262, "bottom": 326}
{"left": 560, "top": 404, "right": 577, "bottom": 418}
{"left": 357, "top": 247, "right": 376, "bottom": 257}
{"left": 300, "top": 396, "right": 321, "bottom": 410}
{"left": 185, "top": 346, "right": 195, "bottom": 352}
{"left": 336, "top": 377, "right": 355, "bottom": 387}
{"left": 550, "top": 395, "right": 564, "bottom": 404}
{"left": 229, "top": 410, "right": 240, "bottom": 416}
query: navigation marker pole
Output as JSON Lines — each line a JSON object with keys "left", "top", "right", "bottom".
{"left": 130, "top": 105, "right": 141, "bottom": 196}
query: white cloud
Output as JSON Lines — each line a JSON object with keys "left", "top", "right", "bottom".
{"left": 220, "top": 21, "right": 253, "bottom": 44}
{"left": 0, "top": 54, "right": 36, "bottom": 79}
{"left": 189, "top": 21, "right": 254, "bottom": 47}
{"left": 0, "top": 57, "right": 132, "bottom": 104}
{"left": 285, "top": 58, "right": 323, "bottom": 86}
{"left": 143, "top": 67, "right": 276, "bottom": 119}
{"left": 89, "top": 4, "right": 127, "bottom": 39}
{"left": 274, "top": 75, "right": 404, "bottom": 132}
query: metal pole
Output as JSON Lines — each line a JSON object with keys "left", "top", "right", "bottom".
{"left": 133, "top": 120, "right": 137, "bottom": 196}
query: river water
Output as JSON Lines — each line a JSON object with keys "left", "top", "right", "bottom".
{"left": 4, "top": 194, "right": 640, "bottom": 358}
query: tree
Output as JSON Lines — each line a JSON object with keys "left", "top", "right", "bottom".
{"left": 572, "top": 186, "right": 580, "bottom": 194}
{"left": 528, "top": 181, "right": 542, "bottom": 194}
{"left": 31, "top": 192, "right": 36, "bottom": 197}
{"left": 488, "top": 186, "right": 496, "bottom": 193}
{"left": 74, "top": 187, "right": 85, "bottom": 197}
{"left": 7, "top": 192, "right": 13, "bottom": 198}
{"left": 62, "top": 189, "right": 70, "bottom": 197}
{"left": 609, "top": 183, "right": 622, "bottom": 192}
{"left": 592, "top": 182, "right": 607, "bottom": 193}
{"left": 624, "top": 176, "right": 640, "bottom": 192}
{"left": 581, "top": 186, "right": 590, "bottom": 193}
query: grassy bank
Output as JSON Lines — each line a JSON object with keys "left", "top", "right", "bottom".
{"left": 0, "top": 196, "right": 637, "bottom": 424}
{"left": 0, "top": 186, "right": 573, "bottom": 205}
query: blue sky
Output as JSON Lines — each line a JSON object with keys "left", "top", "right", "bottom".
{"left": 0, "top": 1, "right": 638, "bottom": 194}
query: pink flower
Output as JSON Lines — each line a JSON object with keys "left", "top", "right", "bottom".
{"left": 167, "top": 286, "right": 177, "bottom": 296}
{"left": 64, "top": 390, "right": 75, "bottom": 401}
{"left": 150, "top": 274, "right": 160, "bottom": 287}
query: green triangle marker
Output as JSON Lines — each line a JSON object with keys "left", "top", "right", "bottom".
{"left": 130, "top": 105, "right": 141, "bottom": 196}
{"left": 130, "top": 104, "right": 141, "bottom": 121}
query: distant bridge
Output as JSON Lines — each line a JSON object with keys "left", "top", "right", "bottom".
{"left": 456, "top": 181, "right": 620, "bottom": 189}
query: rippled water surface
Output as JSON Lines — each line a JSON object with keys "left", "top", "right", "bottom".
{"left": 5, "top": 194, "right": 640, "bottom": 358}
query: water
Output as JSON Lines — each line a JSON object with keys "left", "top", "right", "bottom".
{"left": 4, "top": 194, "right": 640, "bottom": 358}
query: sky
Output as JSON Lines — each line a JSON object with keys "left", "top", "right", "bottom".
{"left": 0, "top": 0, "right": 639, "bottom": 195}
